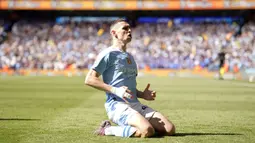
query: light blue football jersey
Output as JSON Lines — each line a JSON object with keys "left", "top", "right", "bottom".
{"left": 91, "top": 47, "right": 139, "bottom": 103}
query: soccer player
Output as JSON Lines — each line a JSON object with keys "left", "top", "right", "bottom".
{"left": 85, "top": 19, "right": 175, "bottom": 138}
{"left": 218, "top": 48, "right": 226, "bottom": 80}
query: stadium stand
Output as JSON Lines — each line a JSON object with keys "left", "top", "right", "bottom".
{"left": 0, "top": 18, "right": 254, "bottom": 72}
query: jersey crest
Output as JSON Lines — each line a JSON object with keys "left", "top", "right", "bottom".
{"left": 126, "top": 57, "right": 132, "bottom": 64}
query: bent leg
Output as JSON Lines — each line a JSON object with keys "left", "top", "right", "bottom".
{"left": 104, "top": 101, "right": 154, "bottom": 138}
{"left": 128, "top": 112, "right": 155, "bottom": 138}
{"left": 131, "top": 128, "right": 141, "bottom": 137}
{"left": 149, "top": 112, "right": 175, "bottom": 136}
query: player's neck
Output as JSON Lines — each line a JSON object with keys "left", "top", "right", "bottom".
{"left": 112, "top": 40, "right": 127, "bottom": 52}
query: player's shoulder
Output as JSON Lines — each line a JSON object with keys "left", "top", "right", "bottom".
{"left": 95, "top": 47, "right": 118, "bottom": 61}
{"left": 98, "top": 47, "right": 122, "bottom": 57}
{"left": 96, "top": 47, "right": 112, "bottom": 59}
{"left": 126, "top": 52, "right": 134, "bottom": 57}
{"left": 98, "top": 46, "right": 118, "bottom": 54}
{"left": 97, "top": 47, "right": 110, "bottom": 55}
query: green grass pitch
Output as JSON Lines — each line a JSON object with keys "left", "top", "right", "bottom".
{"left": 0, "top": 76, "right": 255, "bottom": 143}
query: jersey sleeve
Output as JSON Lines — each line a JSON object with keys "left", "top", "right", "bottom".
{"left": 91, "top": 51, "right": 110, "bottom": 75}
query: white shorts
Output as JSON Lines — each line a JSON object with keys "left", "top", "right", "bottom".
{"left": 105, "top": 100, "right": 156, "bottom": 126}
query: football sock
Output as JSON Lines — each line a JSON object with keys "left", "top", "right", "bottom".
{"left": 105, "top": 125, "right": 137, "bottom": 137}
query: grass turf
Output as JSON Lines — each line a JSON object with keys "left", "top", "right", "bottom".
{"left": 0, "top": 76, "right": 254, "bottom": 143}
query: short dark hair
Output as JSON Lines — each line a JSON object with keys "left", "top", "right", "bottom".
{"left": 110, "top": 18, "right": 127, "bottom": 31}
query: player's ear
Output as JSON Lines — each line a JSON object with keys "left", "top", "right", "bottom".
{"left": 111, "top": 30, "right": 116, "bottom": 35}
{"left": 111, "top": 30, "right": 118, "bottom": 39}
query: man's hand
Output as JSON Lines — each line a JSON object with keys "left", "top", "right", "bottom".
{"left": 111, "top": 86, "right": 134, "bottom": 103}
{"left": 142, "top": 83, "right": 156, "bottom": 101}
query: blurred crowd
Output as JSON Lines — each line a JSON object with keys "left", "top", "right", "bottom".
{"left": 0, "top": 19, "right": 254, "bottom": 72}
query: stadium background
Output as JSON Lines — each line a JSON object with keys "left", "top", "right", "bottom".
{"left": 0, "top": 1, "right": 255, "bottom": 143}
{"left": 0, "top": 0, "right": 254, "bottom": 80}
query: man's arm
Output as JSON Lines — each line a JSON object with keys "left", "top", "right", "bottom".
{"left": 85, "top": 69, "right": 133, "bottom": 100}
{"left": 84, "top": 69, "right": 112, "bottom": 93}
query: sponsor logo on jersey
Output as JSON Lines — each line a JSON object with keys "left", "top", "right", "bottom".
{"left": 118, "top": 67, "right": 137, "bottom": 76}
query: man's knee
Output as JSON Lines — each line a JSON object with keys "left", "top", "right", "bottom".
{"left": 166, "top": 124, "right": 175, "bottom": 136}
{"left": 140, "top": 126, "right": 155, "bottom": 138}
{"left": 132, "top": 129, "right": 141, "bottom": 137}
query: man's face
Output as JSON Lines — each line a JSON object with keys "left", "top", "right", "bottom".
{"left": 111, "top": 22, "right": 132, "bottom": 43}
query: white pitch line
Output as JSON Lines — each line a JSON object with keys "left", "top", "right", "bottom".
{"left": 230, "top": 82, "right": 255, "bottom": 88}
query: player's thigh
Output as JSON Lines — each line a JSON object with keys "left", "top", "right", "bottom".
{"left": 149, "top": 112, "right": 175, "bottom": 135}
{"left": 105, "top": 101, "right": 130, "bottom": 126}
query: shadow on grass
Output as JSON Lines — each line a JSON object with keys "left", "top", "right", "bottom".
{"left": 149, "top": 132, "right": 242, "bottom": 138}
{"left": 173, "top": 132, "right": 243, "bottom": 136}
{"left": 0, "top": 118, "right": 41, "bottom": 121}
